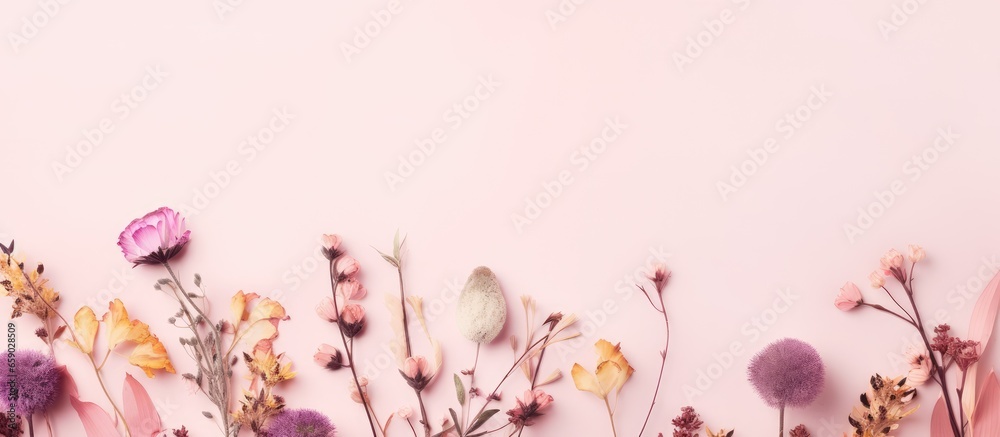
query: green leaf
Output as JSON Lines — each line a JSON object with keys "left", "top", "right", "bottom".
{"left": 467, "top": 409, "right": 499, "bottom": 434}
{"left": 454, "top": 374, "right": 466, "bottom": 406}
{"left": 449, "top": 408, "right": 463, "bottom": 436}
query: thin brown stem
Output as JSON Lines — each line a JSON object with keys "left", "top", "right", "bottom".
{"left": 778, "top": 404, "right": 784, "bottom": 437}
{"left": 862, "top": 303, "right": 916, "bottom": 327}
{"left": 415, "top": 390, "right": 430, "bottom": 437}
{"left": 880, "top": 286, "right": 915, "bottom": 323}
{"left": 957, "top": 370, "right": 968, "bottom": 436}
{"left": 603, "top": 397, "right": 618, "bottom": 437}
{"left": 468, "top": 337, "right": 548, "bottom": 432}
{"left": 328, "top": 259, "right": 379, "bottom": 437}
{"left": 898, "top": 266, "right": 962, "bottom": 437}
{"left": 638, "top": 291, "right": 670, "bottom": 437}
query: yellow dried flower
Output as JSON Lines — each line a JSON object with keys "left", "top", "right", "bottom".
{"left": 0, "top": 253, "right": 60, "bottom": 320}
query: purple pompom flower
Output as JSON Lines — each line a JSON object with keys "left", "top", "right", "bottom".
{"left": 266, "top": 409, "right": 336, "bottom": 437}
{"left": 747, "top": 338, "right": 824, "bottom": 435}
{"left": 0, "top": 350, "right": 63, "bottom": 416}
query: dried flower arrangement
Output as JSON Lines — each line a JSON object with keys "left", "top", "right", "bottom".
{"left": 836, "top": 246, "right": 1000, "bottom": 436}
{"left": 4, "top": 213, "right": 1000, "bottom": 437}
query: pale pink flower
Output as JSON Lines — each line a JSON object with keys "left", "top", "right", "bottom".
{"left": 397, "top": 407, "right": 413, "bottom": 420}
{"left": 316, "top": 296, "right": 341, "bottom": 323}
{"left": 335, "top": 256, "right": 360, "bottom": 279}
{"left": 507, "top": 389, "right": 554, "bottom": 427}
{"left": 869, "top": 271, "right": 886, "bottom": 288}
{"left": 314, "top": 344, "right": 343, "bottom": 371}
{"left": 908, "top": 245, "right": 925, "bottom": 262}
{"left": 321, "top": 234, "right": 343, "bottom": 261}
{"left": 646, "top": 262, "right": 670, "bottom": 292}
{"left": 905, "top": 347, "right": 932, "bottom": 386}
{"left": 341, "top": 304, "right": 365, "bottom": 324}
{"left": 402, "top": 356, "right": 433, "bottom": 391}
{"left": 340, "top": 303, "right": 366, "bottom": 338}
{"left": 337, "top": 278, "right": 367, "bottom": 300}
{"left": 880, "top": 248, "right": 904, "bottom": 271}
{"left": 117, "top": 207, "right": 191, "bottom": 265}
{"left": 835, "top": 282, "right": 863, "bottom": 311}
{"left": 349, "top": 376, "right": 369, "bottom": 403}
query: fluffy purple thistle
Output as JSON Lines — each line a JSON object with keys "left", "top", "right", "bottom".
{"left": 266, "top": 409, "right": 336, "bottom": 437}
{"left": 747, "top": 338, "right": 825, "bottom": 408}
{"left": 0, "top": 350, "right": 63, "bottom": 416}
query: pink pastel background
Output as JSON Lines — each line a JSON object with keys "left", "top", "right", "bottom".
{"left": 2, "top": 0, "right": 1000, "bottom": 435}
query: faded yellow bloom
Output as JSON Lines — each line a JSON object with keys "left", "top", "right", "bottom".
{"left": 237, "top": 295, "right": 289, "bottom": 352}
{"left": 68, "top": 306, "right": 99, "bottom": 354}
{"left": 246, "top": 349, "right": 295, "bottom": 386}
{"left": 129, "top": 336, "right": 176, "bottom": 378}
{"left": 103, "top": 299, "right": 151, "bottom": 349}
{"left": 0, "top": 254, "right": 60, "bottom": 320}
{"left": 230, "top": 290, "right": 260, "bottom": 327}
{"left": 571, "top": 339, "right": 634, "bottom": 399}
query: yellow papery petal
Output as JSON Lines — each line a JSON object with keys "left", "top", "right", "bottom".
{"left": 128, "top": 336, "right": 175, "bottom": 378}
{"left": 230, "top": 290, "right": 259, "bottom": 328}
{"left": 126, "top": 319, "right": 152, "bottom": 344}
{"left": 595, "top": 360, "right": 622, "bottom": 397}
{"left": 239, "top": 297, "right": 288, "bottom": 351}
{"left": 70, "top": 306, "right": 99, "bottom": 354}
{"left": 103, "top": 299, "right": 133, "bottom": 349}
{"left": 595, "top": 339, "right": 619, "bottom": 363}
{"left": 571, "top": 363, "right": 604, "bottom": 399}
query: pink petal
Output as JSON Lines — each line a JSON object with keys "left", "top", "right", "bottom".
{"left": 70, "top": 397, "right": 123, "bottom": 437}
{"left": 968, "top": 270, "right": 1000, "bottom": 354}
{"left": 123, "top": 373, "right": 162, "bottom": 437}
{"left": 931, "top": 396, "right": 952, "bottom": 437}
{"left": 973, "top": 370, "right": 1000, "bottom": 436}
{"left": 131, "top": 226, "right": 162, "bottom": 253}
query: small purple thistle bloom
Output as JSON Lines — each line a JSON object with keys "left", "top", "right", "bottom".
{"left": 0, "top": 350, "right": 63, "bottom": 416}
{"left": 266, "top": 409, "right": 336, "bottom": 437}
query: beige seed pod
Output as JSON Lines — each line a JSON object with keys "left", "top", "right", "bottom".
{"left": 456, "top": 266, "right": 507, "bottom": 343}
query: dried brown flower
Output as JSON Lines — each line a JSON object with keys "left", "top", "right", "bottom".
{"left": 0, "top": 252, "right": 60, "bottom": 321}
{"left": 848, "top": 374, "right": 918, "bottom": 436}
